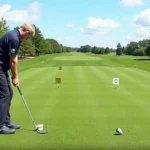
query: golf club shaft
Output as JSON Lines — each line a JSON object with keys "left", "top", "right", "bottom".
{"left": 17, "top": 86, "right": 37, "bottom": 128}
{"left": 9, "top": 70, "right": 37, "bottom": 128}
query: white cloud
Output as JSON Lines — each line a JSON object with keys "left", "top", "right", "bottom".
{"left": 133, "top": 9, "right": 150, "bottom": 27}
{"left": 135, "top": 27, "right": 150, "bottom": 37}
{"left": 66, "top": 24, "right": 74, "bottom": 28}
{"left": 133, "top": 9, "right": 150, "bottom": 38}
{"left": 80, "top": 17, "right": 120, "bottom": 35}
{"left": 0, "top": 4, "right": 11, "bottom": 13}
{"left": 26, "top": 1, "right": 40, "bottom": 14}
{"left": 0, "top": 2, "right": 40, "bottom": 24}
{"left": 120, "top": 0, "right": 145, "bottom": 7}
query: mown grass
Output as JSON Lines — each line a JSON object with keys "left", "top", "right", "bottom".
{"left": 1, "top": 52, "right": 150, "bottom": 150}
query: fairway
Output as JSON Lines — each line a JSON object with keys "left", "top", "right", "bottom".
{"left": 1, "top": 52, "right": 150, "bottom": 150}
{"left": 54, "top": 55, "right": 102, "bottom": 60}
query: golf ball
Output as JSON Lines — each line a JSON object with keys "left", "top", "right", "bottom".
{"left": 116, "top": 128, "right": 123, "bottom": 134}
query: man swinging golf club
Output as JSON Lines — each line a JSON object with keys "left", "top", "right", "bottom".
{"left": 0, "top": 23, "right": 35, "bottom": 134}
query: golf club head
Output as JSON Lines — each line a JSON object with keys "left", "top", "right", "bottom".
{"left": 33, "top": 128, "right": 48, "bottom": 134}
{"left": 33, "top": 124, "right": 48, "bottom": 134}
{"left": 37, "top": 129, "right": 48, "bottom": 134}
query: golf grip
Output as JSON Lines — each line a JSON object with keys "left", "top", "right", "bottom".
{"left": 17, "top": 86, "right": 23, "bottom": 96}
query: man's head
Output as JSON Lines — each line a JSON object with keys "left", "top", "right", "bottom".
{"left": 19, "top": 23, "right": 35, "bottom": 40}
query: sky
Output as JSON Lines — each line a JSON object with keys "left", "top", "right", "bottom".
{"left": 0, "top": 0, "right": 150, "bottom": 48}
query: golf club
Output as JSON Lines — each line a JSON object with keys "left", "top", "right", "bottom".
{"left": 16, "top": 86, "right": 47, "bottom": 134}
{"left": 9, "top": 71, "right": 47, "bottom": 134}
{"left": 17, "top": 86, "right": 48, "bottom": 134}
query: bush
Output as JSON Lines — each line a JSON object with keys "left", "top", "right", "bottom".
{"left": 133, "top": 48, "right": 146, "bottom": 56}
{"left": 145, "top": 46, "right": 150, "bottom": 57}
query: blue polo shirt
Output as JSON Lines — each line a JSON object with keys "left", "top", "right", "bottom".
{"left": 0, "top": 29, "right": 21, "bottom": 71}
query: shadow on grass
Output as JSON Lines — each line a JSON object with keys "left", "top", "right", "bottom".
{"left": 134, "top": 58, "right": 150, "bottom": 61}
{"left": 19, "top": 128, "right": 48, "bottom": 134}
{"left": 114, "top": 133, "right": 122, "bottom": 136}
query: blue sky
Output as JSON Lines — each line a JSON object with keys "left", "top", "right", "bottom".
{"left": 0, "top": 0, "right": 150, "bottom": 48}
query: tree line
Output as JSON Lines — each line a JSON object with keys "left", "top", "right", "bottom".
{"left": 116, "top": 40, "right": 150, "bottom": 57}
{"left": 75, "top": 36, "right": 150, "bottom": 57}
{"left": 1, "top": 17, "right": 150, "bottom": 57}
{"left": 77, "top": 45, "right": 114, "bottom": 54}
{"left": 77, "top": 40, "right": 150, "bottom": 57}
{"left": 0, "top": 17, "right": 72, "bottom": 58}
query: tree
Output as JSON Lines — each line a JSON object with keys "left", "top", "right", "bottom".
{"left": 84, "top": 45, "right": 91, "bottom": 52}
{"left": 31, "top": 26, "right": 45, "bottom": 56}
{"left": 78, "top": 45, "right": 91, "bottom": 53}
{"left": 63, "top": 46, "right": 72, "bottom": 52}
{"left": 125, "top": 44, "right": 133, "bottom": 55}
{"left": 91, "top": 46, "right": 97, "bottom": 54}
{"left": 116, "top": 43, "right": 122, "bottom": 56}
{"left": 94, "top": 47, "right": 100, "bottom": 54}
{"left": 105, "top": 47, "right": 110, "bottom": 54}
{"left": 72, "top": 47, "right": 78, "bottom": 52}
{"left": 145, "top": 46, "right": 150, "bottom": 57}
{"left": 133, "top": 47, "right": 145, "bottom": 56}
{"left": 47, "top": 39, "right": 62, "bottom": 53}
{"left": 45, "top": 39, "right": 54, "bottom": 54}
{"left": 78, "top": 46, "right": 84, "bottom": 52}
{"left": 124, "top": 42, "right": 138, "bottom": 55}
{"left": 19, "top": 39, "right": 35, "bottom": 57}
{"left": 145, "top": 38, "right": 150, "bottom": 57}
{"left": 138, "top": 39, "right": 149, "bottom": 48}
{"left": 130, "top": 41, "right": 138, "bottom": 50}
{"left": 98, "top": 47, "right": 105, "bottom": 54}
{"left": 0, "top": 17, "right": 9, "bottom": 37}
{"left": 122, "top": 46, "right": 125, "bottom": 54}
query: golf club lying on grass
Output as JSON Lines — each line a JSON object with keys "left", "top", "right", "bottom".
{"left": 16, "top": 86, "right": 48, "bottom": 134}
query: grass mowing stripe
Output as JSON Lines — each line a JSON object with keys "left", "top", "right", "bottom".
{"left": 89, "top": 66, "right": 150, "bottom": 148}
{"left": 18, "top": 67, "right": 50, "bottom": 82}
{"left": 12, "top": 67, "right": 59, "bottom": 116}
{"left": 45, "top": 66, "right": 128, "bottom": 149}
{"left": 38, "top": 66, "right": 110, "bottom": 148}
{"left": 1, "top": 53, "right": 150, "bottom": 150}
{"left": 101, "top": 67, "right": 150, "bottom": 106}
{"left": 4, "top": 67, "right": 60, "bottom": 149}
{"left": 37, "top": 66, "right": 90, "bottom": 148}
{"left": 117, "top": 67, "right": 150, "bottom": 85}
{"left": 89, "top": 66, "right": 150, "bottom": 117}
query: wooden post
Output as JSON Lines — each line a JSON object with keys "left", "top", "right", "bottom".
{"left": 59, "top": 66, "right": 62, "bottom": 70}
{"left": 56, "top": 78, "right": 61, "bottom": 84}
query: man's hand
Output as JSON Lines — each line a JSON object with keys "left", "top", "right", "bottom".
{"left": 12, "top": 77, "right": 19, "bottom": 87}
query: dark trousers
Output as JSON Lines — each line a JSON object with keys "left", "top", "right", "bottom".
{"left": 0, "top": 70, "right": 13, "bottom": 128}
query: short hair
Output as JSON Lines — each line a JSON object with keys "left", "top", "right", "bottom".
{"left": 20, "top": 23, "right": 35, "bottom": 36}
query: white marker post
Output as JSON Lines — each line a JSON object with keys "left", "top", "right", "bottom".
{"left": 113, "top": 77, "right": 119, "bottom": 88}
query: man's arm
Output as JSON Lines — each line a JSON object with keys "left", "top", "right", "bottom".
{"left": 10, "top": 55, "right": 19, "bottom": 87}
{"left": 9, "top": 40, "right": 20, "bottom": 87}
{"left": 10, "top": 55, "right": 18, "bottom": 78}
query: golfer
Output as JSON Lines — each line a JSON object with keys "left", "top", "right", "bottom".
{"left": 0, "top": 23, "right": 35, "bottom": 134}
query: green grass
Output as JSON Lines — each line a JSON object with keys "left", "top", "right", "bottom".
{"left": 1, "top": 52, "right": 150, "bottom": 150}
